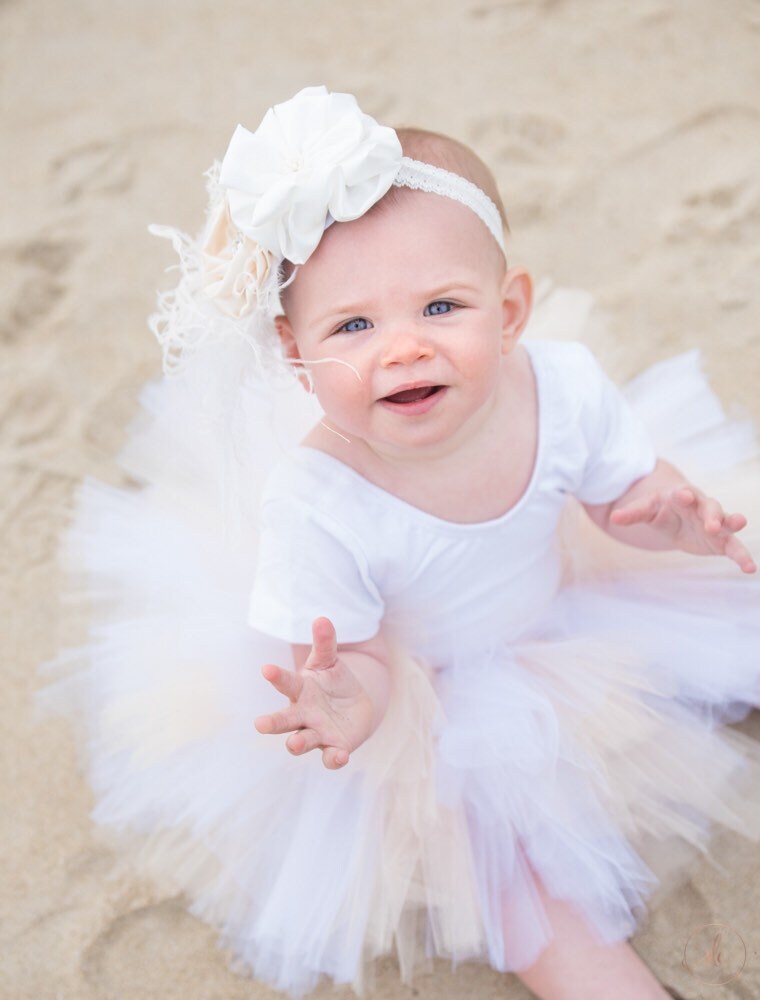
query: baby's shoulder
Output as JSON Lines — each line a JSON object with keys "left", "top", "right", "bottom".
{"left": 259, "top": 449, "right": 320, "bottom": 508}
{"left": 528, "top": 338, "right": 607, "bottom": 409}
{"left": 258, "top": 446, "right": 371, "bottom": 530}
{"left": 528, "top": 337, "right": 599, "bottom": 375}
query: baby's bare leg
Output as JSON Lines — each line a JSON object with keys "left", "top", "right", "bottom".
{"left": 508, "top": 859, "right": 670, "bottom": 1000}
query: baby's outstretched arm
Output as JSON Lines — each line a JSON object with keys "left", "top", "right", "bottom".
{"left": 254, "top": 617, "right": 391, "bottom": 770}
{"left": 584, "top": 457, "right": 756, "bottom": 573}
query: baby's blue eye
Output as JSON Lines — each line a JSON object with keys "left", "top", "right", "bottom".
{"left": 337, "top": 317, "right": 370, "bottom": 334}
{"left": 425, "top": 300, "right": 455, "bottom": 316}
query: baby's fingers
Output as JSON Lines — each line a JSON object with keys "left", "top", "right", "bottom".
{"left": 285, "top": 728, "right": 322, "bottom": 755}
{"left": 723, "top": 533, "right": 757, "bottom": 574}
{"left": 725, "top": 511, "right": 748, "bottom": 532}
{"left": 285, "top": 731, "right": 350, "bottom": 768}
{"left": 307, "top": 616, "right": 339, "bottom": 672}
{"left": 260, "top": 662, "right": 302, "bottom": 700}
{"left": 254, "top": 704, "right": 304, "bottom": 735}
{"left": 322, "top": 746, "right": 349, "bottom": 769}
{"left": 675, "top": 489, "right": 723, "bottom": 533}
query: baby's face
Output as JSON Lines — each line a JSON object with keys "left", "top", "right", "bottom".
{"left": 277, "top": 190, "right": 530, "bottom": 465}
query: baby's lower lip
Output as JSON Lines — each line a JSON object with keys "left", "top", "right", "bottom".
{"left": 379, "top": 385, "right": 448, "bottom": 414}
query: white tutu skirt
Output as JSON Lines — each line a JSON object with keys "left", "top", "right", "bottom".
{"left": 36, "top": 289, "right": 760, "bottom": 998}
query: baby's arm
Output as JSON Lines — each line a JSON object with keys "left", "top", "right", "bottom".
{"left": 254, "top": 618, "right": 392, "bottom": 770}
{"left": 583, "top": 457, "right": 756, "bottom": 573}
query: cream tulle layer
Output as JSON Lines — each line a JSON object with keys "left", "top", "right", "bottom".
{"left": 35, "top": 289, "right": 760, "bottom": 998}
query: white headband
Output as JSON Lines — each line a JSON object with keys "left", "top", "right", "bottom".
{"left": 392, "top": 158, "right": 505, "bottom": 254}
{"left": 147, "top": 86, "right": 506, "bottom": 379}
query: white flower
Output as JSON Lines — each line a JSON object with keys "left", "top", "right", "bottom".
{"left": 218, "top": 85, "right": 403, "bottom": 264}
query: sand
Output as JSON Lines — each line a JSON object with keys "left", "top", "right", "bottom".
{"left": 3, "top": 1, "right": 759, "bottom": 997}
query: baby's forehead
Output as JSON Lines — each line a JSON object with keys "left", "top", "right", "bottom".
{"left": 281, "top": 200, "right": 505, "bottom": 322}
{"left": 363, "top": 186, "right": 474, "bottom": 227}
{"left": 317, "top": 188, "right": 504, "bottom": 272}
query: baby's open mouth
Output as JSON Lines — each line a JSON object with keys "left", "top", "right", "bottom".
{"left": 383, "top": 385, "right": 445, "bottom": 403}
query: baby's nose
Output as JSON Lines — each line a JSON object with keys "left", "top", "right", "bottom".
{"left": 379, "top": 330, "right": 435, "bottom": 366}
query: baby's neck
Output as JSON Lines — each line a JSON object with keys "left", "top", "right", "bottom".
{"left": 301, "top": 346, "right": 539, "bottom": 525}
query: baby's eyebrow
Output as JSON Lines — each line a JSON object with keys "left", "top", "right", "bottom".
{"left": 425, "top": 283, "right": 482, "bottom": 298}
{"left": 316, "top": 302, "right": 367, "bottom": 322}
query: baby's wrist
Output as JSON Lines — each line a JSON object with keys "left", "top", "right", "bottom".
{"left": 339, "top": 649, "right": 392, "bottom": 734}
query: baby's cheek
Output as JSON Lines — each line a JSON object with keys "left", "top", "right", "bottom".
{"left": 312, "top": 366, "right": 366, "bottom": 416}
{"left": 461, "top": 347, "right": 503, "bottom": 391}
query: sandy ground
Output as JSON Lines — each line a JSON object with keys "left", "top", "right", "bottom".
{"left": 3, "top": 1, "right": 760, "bottom": 997}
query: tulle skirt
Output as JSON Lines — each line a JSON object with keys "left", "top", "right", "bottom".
{"left": 35, "top": 288, "right": 760, "bottom": 998}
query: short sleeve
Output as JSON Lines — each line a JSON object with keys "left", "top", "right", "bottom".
{"left": 247, "top": 499, "right": 385, "bottom": 644}
{"left": 570, "top": 344, "right": 658, "bottom": 504}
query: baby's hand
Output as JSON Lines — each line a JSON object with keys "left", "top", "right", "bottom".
{"left": 609, "top": 484, "right": 756, "bottom": 573}
{"left": 254, "top": 617, "right": 377, "bottom": 770}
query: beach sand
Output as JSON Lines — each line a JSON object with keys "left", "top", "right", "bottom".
{"left": 4, "top": 1, "right": 759, "bottom": 997}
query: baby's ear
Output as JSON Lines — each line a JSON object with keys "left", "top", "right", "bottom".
{"left": 275, "top": 315, "right": 297, "bottom": 357}
{"left": 499, "top": 268, "right": 533, "bottom": 354}
{"left": 275, "top": 316, "right": 310, "bottom": 393}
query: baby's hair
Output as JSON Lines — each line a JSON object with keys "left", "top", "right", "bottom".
{"left": 384, "top": 126, "right": 510, "bottom": 234}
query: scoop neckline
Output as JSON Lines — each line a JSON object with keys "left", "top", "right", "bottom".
{"left": 293, "top": 340, "right": 546, "bottom": 532}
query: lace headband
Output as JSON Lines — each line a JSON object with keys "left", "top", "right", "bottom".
{"left": 393, "top": 158, "right": 505, "bottom": 254}
{"left": 147, "top": 86, "right": 506, "bottom": 381}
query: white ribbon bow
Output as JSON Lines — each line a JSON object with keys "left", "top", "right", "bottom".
{"left": 218, "top": 85, "right": 402, "bottom": 265}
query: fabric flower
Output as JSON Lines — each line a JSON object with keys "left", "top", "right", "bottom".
{"left": 199, "top": 196, "right": 275, "bottom": 319}
{"left": 218, "top": 85, "right": 403, "bottom": 264}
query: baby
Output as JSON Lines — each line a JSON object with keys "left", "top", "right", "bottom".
{"left": 41, "top": 87, "right": 759, "bottom": 1000}
{"left": 245, "top": 119, "right": 754, "bottom": 1000}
